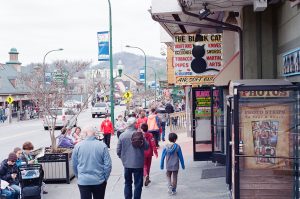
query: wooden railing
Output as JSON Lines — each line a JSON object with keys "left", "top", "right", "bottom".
{"left": 169, "top": 111, "right": 187, "bottom": 132}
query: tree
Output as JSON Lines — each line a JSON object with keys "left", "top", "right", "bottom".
{"left": 19, "top": 60, "right": 105, "bottom": 152}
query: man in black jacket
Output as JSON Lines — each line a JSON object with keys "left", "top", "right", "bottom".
{"left": 0, "top": 152, "right": 20, "bottom": 198}
{"left": 165, "top": 103, "right": 174, "bottom": 126}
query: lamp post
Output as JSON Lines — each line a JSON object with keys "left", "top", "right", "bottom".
{"left": 147, "top": 66, "right": 157, "bottom": 102}
{"left": 42, "top": 48, "right": 64, "bottom": 86}
{"left": 125, "top": 45, "right": 147, "bottom": 108}
{"left": 107, "top": 0, "right": 115, "bottom": 126}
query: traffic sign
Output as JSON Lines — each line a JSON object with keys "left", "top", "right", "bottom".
{"left": 123, "top": 91, "right": 133, "bottom": 99}
{"left": 6, "top": 96, "right": 14, "bottom": 104}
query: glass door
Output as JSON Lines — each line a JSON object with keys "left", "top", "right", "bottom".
{"left": 192, "top": 87, "right": 213, "bottom": 161}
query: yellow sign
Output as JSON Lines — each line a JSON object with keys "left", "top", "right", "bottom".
{"left": 6, "top": 96, "right": 14, "bottom": 104}
{"left": 125, "top": 99, "right": 131, "bottom": 104}
{"left": 123, "top": 91, "right": 133, "bottom": 99}
{"left": 175, "top": 75, "right": 215, "bottom": 86}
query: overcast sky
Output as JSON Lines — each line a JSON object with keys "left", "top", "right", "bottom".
{"left": 0, "top": 0, "right": 163, "bottom": 65}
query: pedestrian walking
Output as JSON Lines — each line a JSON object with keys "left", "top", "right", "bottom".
{"left": 141, "top": 123, "right": 158, "bottom": 186}
{"left": 160, "top": 133, "right": 185, "bottom": 195}
{"left": 117, "top": 117, "right": 149, "bottom": 199}
{"left": 135, "top": 111, "right": 147, "bottom": 130}
{"left": 115, "top": 115, "right": 127, "bottom": 138}
{"left": 100, "top": 116, "right": 114, "bottom": 149}
{"left": 147, "top": 108, "right": 161, "bottom": 147}
{"left": 72, "top": 125, "right": 112, "bottom": 199}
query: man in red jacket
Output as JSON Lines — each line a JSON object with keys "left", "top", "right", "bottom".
{"left": 100, "top": 115, "right": 114, "bottom": 149}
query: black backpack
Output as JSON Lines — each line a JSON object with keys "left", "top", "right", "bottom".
{"left": 131, "top": 131, "right": 144, "bottom": 148}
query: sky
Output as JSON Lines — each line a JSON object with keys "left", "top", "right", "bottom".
{"left": 0, "top": 0, "right": 164, "bottom": 65}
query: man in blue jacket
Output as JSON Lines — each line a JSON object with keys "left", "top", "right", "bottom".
{"left": 72, "top": 125, "right": 112, "bottom": 199}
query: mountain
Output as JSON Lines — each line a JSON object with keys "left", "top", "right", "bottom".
{"left": 91, "top": 52, "right": 167, "bottom": 81}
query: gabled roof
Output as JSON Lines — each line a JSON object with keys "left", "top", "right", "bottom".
{"left": 123, "top": 73, "right": 142, "bottom": 84}
{"left": 0, "top": 64, "right": 30, "bottom": 95}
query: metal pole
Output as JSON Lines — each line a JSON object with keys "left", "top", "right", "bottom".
{"left": 108, "top": 0, "right": 115, "bottom": 127}
{"left": 154, "top": 71, "right": 157, "bottom": 102}
{"left": 125, "top": 45, "right": 146, "bottom": 108}
{"left": 42, "top": 48, "right": 64, "bottom": 86}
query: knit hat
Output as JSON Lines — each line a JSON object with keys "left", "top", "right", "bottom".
{"left": 127, "top": 117, "right": 136, "bottom": 127}
{"left": 8, "top": 152, "right": 18, "bottom": 162}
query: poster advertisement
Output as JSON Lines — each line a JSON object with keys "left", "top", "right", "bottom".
{"left": 282, "top": 47, "right": 300, "bottom": 76}
{"left": 97, "top": 31, "right": 110, "bottom": 61}
{"left": 195, "top": 90, "right": 221, "bottom": 118}
{"left": 240, "top": 104, "right": 291, "bottom": 169}
{"left": 174, "top": 33, "right": 223, "bottom": 86}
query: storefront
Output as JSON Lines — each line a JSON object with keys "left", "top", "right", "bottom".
{"left": 228, "top": 79, "right": 299, "bottom": 199}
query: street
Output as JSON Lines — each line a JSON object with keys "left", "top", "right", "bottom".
{"left": 0, "top": 105, "right": 126, "bottom": 160}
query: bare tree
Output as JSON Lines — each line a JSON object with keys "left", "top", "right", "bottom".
{"left": 19, "top": 60, "right": 105, "bottom": 152}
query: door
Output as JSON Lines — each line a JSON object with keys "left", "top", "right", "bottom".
{"left": 192, "top": 87, "right": 213, "bottom": 161}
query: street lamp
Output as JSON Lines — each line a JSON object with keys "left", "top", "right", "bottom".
{"left": 42, "top": 48, "right": 64, "bottom": 85}
{"left": 107, "top": 0, "right": 115, "bottom": 127}
{"left": 125, "top": 45, "right": 147, "bottom": 108}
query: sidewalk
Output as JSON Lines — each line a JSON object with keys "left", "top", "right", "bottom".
{"left": 44, "top": 129, "right": 230, "bottom": 199}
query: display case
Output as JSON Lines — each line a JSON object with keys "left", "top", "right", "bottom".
{"left": 229, "top": 79, "right": 299, "bottom": 199}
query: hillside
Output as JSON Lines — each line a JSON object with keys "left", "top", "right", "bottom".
{"left": 91, "top": 52, "right": 167, "bottom": 81}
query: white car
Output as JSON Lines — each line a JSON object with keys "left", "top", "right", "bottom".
{"left": 91, "top": 102, "right": 110, "bottom": 118}
{"left": 43, "top": 108, "right": 77, "bottom": 130}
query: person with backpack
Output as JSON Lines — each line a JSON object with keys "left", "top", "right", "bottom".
{"left": 140, "top": 123, "right": 158, "bottom": 187}
{"left": 160, "top": 133, "right": 185, "bottom": 195}
{"left": 100, "top": 116, "right": 114, "bottom": 149}
{"left": 117, "top": 117, "right": 149, "bottom": 199}
{"left": 147, "top": 108, "right": 161, "bottom": 147}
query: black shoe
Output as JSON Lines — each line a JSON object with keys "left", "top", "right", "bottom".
{"left": 43, "top": 191, "right": 48, "bottom": 194}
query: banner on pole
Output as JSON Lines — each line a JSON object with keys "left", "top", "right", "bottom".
{"left": 97, "top": 31, "right": 110, "bottom": 61}
{"left": 139, "top": 68, "right": 145, "bottom": 82}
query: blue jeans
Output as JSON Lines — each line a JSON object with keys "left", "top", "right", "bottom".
{"left": 0, "top": 188, "right": 16, "bottom": 199}
{"left": 10, "top": 184, "right": 20, "bottom": 198}
{"left": 161, "top": 122, "right": 166, "bottom": 141}
{"left": 124, "top": 168, "right": 143, "bottom": 199}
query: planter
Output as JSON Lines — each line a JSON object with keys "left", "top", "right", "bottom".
{"left": 37, "top": 148, "right": 74, "bottom": 184}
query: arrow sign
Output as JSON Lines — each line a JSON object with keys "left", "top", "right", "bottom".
{"left": 6, "top": 96, "right": 14, "bottom": 104}
{"left": 123, "top": 91, "right": 133, "bottom": 99}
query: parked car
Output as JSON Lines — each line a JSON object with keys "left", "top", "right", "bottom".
{"left": 43, "top": 108, "right": 77, "bottom": 130}
{"left": 91, "top": 102, "right": 110, "bottom": 118}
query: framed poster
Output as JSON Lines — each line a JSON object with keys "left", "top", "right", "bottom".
{"left": 240, "top": 104, "right": 291, "bottom": 169}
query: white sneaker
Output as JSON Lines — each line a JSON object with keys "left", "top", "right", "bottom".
{"left": 168, "top": 186, "right": 173, "bottom": 194}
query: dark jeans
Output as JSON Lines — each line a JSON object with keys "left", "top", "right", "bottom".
{"left": 78, "top": 182, "right": 107, "bottom": 199}
{"left": 103, "top": 134, "right": 111, "bottom": 148}
{"left": 150, "top": 131, "right": 160, "bottom": 147}
{"left": 124, "top": 168, "right": 143, "bottom": 199}
{"left": 117, "top": 131, "right": 123, "bottom": 138}
{"left": 161, "top": 122, "right": 166, "bottom": 141}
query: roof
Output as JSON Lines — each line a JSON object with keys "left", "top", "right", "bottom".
{"left": 123, "top": 73, "right": 142, "bottom": 84}
{"left": 9, "top": 48, "right": 19, "bottom": 54}
{"left": 0, "top": 64, "right": 30, "bottom": 95}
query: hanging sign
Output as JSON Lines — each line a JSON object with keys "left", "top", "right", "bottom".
{"left": 173, "top": 33, "right": 223, "bottom": 86}
{"left": 97, "top": 31, "right": 110, "bottom": 61}
{"left": 282, "top": 47, "right": 300, "bottom": 77}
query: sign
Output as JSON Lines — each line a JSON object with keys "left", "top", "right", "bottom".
{"left": 240, "top": 104, "right": 290, "bottom": 169}
{"left": 52, "top": 71, "right": 68, "bottom": 84}
{"left": 139, "top": 68, "right": 145, "bottom": 82}
{"left": 123, "top": 91, "right": 133, "bottom": 99}
{"left": 174, "top": 33, "right": 223, "bottom": 86}
{"left": 195, "top": 90, "right": 221, "bottom": 118}
{"left": 240, "top": 90, "right": 289, "bottom": 98}
{"left": 6, "top": 96, "right": 14, "bottom": 104}
{"left": 282, "top": 47, "right": 300, "bottom": 77}
{"left": 97, "top": 31, "right": 110, "bottom": 61}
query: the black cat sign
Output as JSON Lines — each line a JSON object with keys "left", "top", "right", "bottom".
{"left": 174, "top": 33, "right": 223, "bottom": 86}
